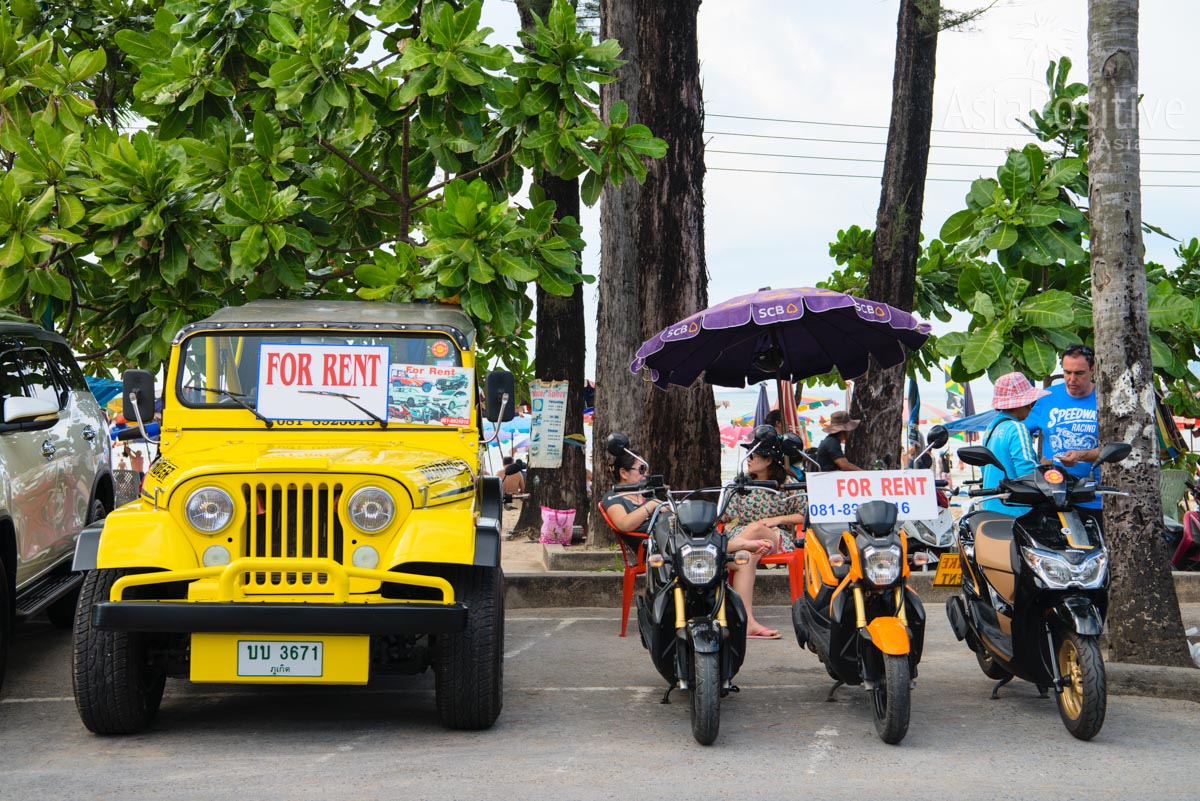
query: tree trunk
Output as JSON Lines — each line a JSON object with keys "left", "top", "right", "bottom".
{"left": 591, "top": 0, "right": 718, "bottom": 547}
{"left": 512, "top": 2, "right": 589, "bottom": 540}
{"left": 1087, "top": 0, "right": 1191, "bottom": 667}
{"left": 846, "top": 0, "right": 939, "bottom": 468}
{"left": 592, "top": 0, "right": 648, "bottom": 548}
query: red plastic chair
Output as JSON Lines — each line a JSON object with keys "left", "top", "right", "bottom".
{"left": 722, "top": 522, "right": 805, "bottom": 603}
{"left": 598, "top": 502, "right": 648, "bottom": 637}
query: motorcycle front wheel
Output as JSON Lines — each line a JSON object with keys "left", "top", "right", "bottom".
{"left": 690, "top": 650, "right": 721, "bottom": 746}
{"left": 1056, "top": 631, "right": 1106, "bottom": 741}
{"left": 871, "top": 653, "right": 911, "bottom": 744}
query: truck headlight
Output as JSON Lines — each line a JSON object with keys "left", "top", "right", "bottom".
{"left": 347, "top": 486, "right": 394, "bottom": 533}
{"left": 1022, "top": 547, "right": 1107, "bottom": 589}
{"left": 186, "top": 487, "right": 234, "bottom": 533}
{"left": 679, "top": 543, "right": 718, "bottom": 585}
{"left": 862, "top": 544, "right": 902, "bottom": 586}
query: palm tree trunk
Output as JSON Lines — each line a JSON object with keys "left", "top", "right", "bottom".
{"left": 1087, "top": 0, "right": 1191, "bottom": 667}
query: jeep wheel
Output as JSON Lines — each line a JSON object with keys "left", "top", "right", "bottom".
{"left": 0, "top": 553, "right": 10, "bottom": 694}
{"left": 72, "top": 569, "right": 165, "bottom": 734}
{"left": 433, "top": 566, "right": 504, "bottom": 730}
{"left": 48, "top": 500, "right": 108, "bottom": 629}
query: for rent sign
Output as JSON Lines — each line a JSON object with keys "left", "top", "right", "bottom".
{"left": 806, "top": 469, "right": 937, "bottom": 524}
{"left": 256, "top": 344, "right": 389, "bottom": 422}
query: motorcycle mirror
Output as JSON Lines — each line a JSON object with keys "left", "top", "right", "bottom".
{"left": 605, "top": 432, "right": 630, "bottom": 457}
{"left": 1097, "top": 442, "right": 1132, "bottom": 465}
{"left": 780, "top": 432, "right": 805, "bottom": 460}
{"left": 927, "top": 424, "right": 949, "bottom": 449}
{"left": 957, "top": 445, "right": 1002, "bottom": 469}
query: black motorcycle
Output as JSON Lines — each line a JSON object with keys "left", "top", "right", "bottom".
{"left": 945, "top": 441, "right": 1131, "bottom": 741}
{"left": 607, "top": 433, "right": 792, "bottom": 745}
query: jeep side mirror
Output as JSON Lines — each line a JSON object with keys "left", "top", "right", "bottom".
{"left": 957, "top": 445, "right": 1001, "bottom": 469}
{"left": 484, "top": 370, "right": 515, "bottom": 423}
{"left": 122, "top": 369, "right": 156, "bottom": 424}
{"left": 606, "top": 432, "right": 630, "bottom": 457}
{"left": 1097, "top": 442, "right": 1132, "bottom": 465}
{"left": 927, "top": 424, "right": 949, "bottom": 449}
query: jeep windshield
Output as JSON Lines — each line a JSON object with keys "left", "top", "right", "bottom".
{"left": 177, "top": 332, "right": 472, "bottom": 427}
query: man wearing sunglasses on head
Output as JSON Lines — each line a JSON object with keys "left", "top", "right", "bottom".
{"left": 1025, "top": 344, "right": 1101, "bottom": 521}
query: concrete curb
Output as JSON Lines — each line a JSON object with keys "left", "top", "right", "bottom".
{"left": 1106, "top": 661, "right": 1200, "bottom": 702}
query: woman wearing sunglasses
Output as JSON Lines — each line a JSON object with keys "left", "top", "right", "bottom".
{"left": 601, "top": 450, "right": 662, "bottom": 533}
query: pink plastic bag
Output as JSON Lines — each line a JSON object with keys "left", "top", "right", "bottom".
{"left": 539, "top": 506, "right": 576, "bottom": 545}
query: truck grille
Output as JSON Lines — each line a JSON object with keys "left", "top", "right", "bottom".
{"left": 240, "top": 481, "right": 345, "bottom": 592}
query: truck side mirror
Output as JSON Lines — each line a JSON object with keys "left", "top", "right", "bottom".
{"left": 484, "top": 371, "right": 515, "bottom": 423}
{"left": 122, "top": 369, "right": 156, "bottom": 425}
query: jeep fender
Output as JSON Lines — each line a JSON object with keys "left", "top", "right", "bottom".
{"left": 473, "top": 475, "right": 503, "bottom": 567}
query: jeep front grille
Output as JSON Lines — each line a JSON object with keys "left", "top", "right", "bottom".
{"left": 240, "top": 481, "right": 345, "bottom": 592}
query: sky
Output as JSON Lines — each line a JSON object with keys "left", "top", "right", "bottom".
{"left": 476, "top": 1, "right": 1200, "bottom": 413}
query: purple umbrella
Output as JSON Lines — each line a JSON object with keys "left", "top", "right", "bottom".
{"left": 630, "top": 287, "right": 931, "bottom": 389}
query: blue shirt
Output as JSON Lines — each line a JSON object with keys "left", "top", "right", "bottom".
{"left": 980, "top": 411, "right": 1040, "bottom": 515}
{"left": 1026, "top": 383, "right": 1100, "bottom": 509}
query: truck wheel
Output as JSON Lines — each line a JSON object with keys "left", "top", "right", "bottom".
{"left": 48, "top": 499, "right": 108, "bottom": 629}
{"left": 0, "top": 554, "right": 10, "bottom": 694}
{"left": 72, "top": 569, "right": 165, "bottom": 735}
{"left": 434, "top": 566, "right": 504, "bottom": 730}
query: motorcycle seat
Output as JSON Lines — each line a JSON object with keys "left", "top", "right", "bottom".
{"left": 970, "top": 512, "right": 1018, "bottom": 574}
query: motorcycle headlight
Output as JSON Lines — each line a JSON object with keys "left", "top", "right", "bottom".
{"left": 679, "top": 543, "right": 718, "bottom": 585}
{"left": 347, "top": 486, "right": 395, "bottom": 533}
{"left": 185, "top": 487, "right": 234, "bottom": 533}
{"left": 862, "top": 544, "right": 903, "bottom": 586}
{"left": 1022, "top": 547, "right": 1108, "bottom": 589}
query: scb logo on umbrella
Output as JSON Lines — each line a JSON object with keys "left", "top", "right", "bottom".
{"left": 754, "top": 303, "right": 801, "bottom": 321}
{"left": 664, "top": 320, "right": 701, "bottom": 340}
{"left": 853, "top": 299, "right": 893, "bottom": 322}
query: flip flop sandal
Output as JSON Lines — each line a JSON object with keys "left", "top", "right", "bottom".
{"left": 747, "top": 628, "right": 781, "bottom": 640}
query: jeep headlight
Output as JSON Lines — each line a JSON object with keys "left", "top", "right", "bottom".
{"left": 185, "top": 487, "right": 234, "bottom": 533}
{"left": 862, "top": 544, "right": 902, "bottom": 586}
{"left": 679, "top": 543, "right": 718, "bottom": 585}
{"left": 347, "top": 486, "right": 394, "bottom": 533}
{"left": 1022, "top": 547, "right": 1108, "bottom": 589}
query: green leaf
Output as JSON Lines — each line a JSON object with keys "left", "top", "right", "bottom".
{"left": 230, "top": 224, "right": 268, "bottom": 269}
{"left": 495, "top": 251, "right": 538, "bottom": 282}
{"left": 966, "top": 178, "right": 997, "bottom": 213}
{"left": 984, "top": 223, "right": 1018, "bottom": 251}
{"left": 68, "top": 49, "right": 106, "bottom": 83}
{"left": 1148, "top": 284, "right": 1194, "bottom": 327}
{"left": 27, "top": 268, "right": 70, "bottom": 300}
{"left": 1020, "top": 290, "right": 1075, "bottom": 328}
{"left": 971, "top": 291, "right": 995, "bottom": 322}
{"left": 268, "top": 14, "right": 301, "bottom": 48}
{"left": 1020, "top": 204, "right": 1060, "bottom": 227}
{"left": 1042, "top": 158, "right": 1083, "bottom": 190}
{"left": 1020, "top": 336, "right": 1058, "bottom": 377}
{"left": 960, "top": 320, "right": 1006, "bottom": 374}
{"left": 997, "top": 151, "right": 1031, "bottom": 200}
{"left": 940, "top": 209, "right": 978, "bottom": 243}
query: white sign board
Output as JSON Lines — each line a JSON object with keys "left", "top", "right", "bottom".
{"left": 806, "top": 469, "right": 937, "bottom": 524}
{"left": 387, "top": 364, "right": 472, "bottom": 426}
{"left": 528, "top": 380, "right": 568, "bottom": 469}
{"left": 256, "top": 344, "right": 389, "bottom": 422}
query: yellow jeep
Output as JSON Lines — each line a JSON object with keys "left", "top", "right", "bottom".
{"left": 71, "top": 300, "right": 515, "bottom": 734}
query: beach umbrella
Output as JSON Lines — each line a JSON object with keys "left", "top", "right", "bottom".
{"left": 719, "top": 423, "right": 755, "bottom": 448}
{"left": 754, "top": 383, "right": 771, "bottom": 428}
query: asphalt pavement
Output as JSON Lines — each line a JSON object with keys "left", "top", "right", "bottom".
{"left": 2, "top": 603, "right": 1199, "bottom": 801}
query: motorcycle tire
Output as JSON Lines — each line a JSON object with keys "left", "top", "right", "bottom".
{"left": 1055, "top": 631, "right": 1106, "bottom": 741}
{"left": 871, "top": 653, "right": 911, "bottom": 745}
{"left": 975, "top": 648, "right": 1009, "bottom": 680}
{"left": 690, "top": 650, "right": 721, "bottom": 746}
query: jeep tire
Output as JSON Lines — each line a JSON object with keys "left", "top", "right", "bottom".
{"left": 72, "top": 569, "right": 166, "bottom": 734}
{"left": 433, "top": 566, "right": 503, "bottom": 730}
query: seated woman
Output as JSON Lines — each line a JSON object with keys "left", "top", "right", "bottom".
{"left": 723, "top": 426, "right": 807, "bottom": 640}
{"left": 601, "top": 448, "right": 664, "bottom": 539}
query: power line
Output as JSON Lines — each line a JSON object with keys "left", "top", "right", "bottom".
{"left": 708, "top": 148, "right": 1200, "bottom": 174}
{"left": 706, "top": 111, "right": 1200, "bottom": 144}
{"left": 705, "top": 166, "right": 1200, "bottom": 188}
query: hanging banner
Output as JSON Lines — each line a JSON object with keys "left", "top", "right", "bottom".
{"left": 529, "top": 380, "right": 568, "bottom": 469}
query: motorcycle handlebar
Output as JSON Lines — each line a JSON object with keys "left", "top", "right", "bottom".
{"left": 935, "top": 479, "right": 949, "bottom": 488}
{"left": 612, "top": 483, "right": 642, "bottom": 493}
{"left": 968, "top": 487, "right": 996, "bottom": 497}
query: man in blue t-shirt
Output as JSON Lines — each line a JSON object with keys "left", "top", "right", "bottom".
{"left": 1025, "top": 344, "right": 1100, "bottom": 513}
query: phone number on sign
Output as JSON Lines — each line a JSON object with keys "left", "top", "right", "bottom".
{"left": 809, "top": 501, "right": 911, "bottom": 517}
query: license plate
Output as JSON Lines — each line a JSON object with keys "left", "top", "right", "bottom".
{"left": 933, "top": 552, "right": 963, "bottom": 587}
{"left": 237, "top": 639, "right": 323, "bottom": 677}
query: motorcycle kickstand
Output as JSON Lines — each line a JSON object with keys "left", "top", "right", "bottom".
{"left": 661, "top": 685, "right": 674, "bottom": 705}
{"left": 990, "top": 675, "right": 1013, "bottom": 700}
{"left": 1036, "top": 684, "right": 1050, "bottom": 699}
{"left": 826, "top": 680, "right": 844, "bottom": 702}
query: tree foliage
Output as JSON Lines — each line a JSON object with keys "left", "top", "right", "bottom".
{"left": 0, "top": 0, "right": 663, "bottom": 380}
